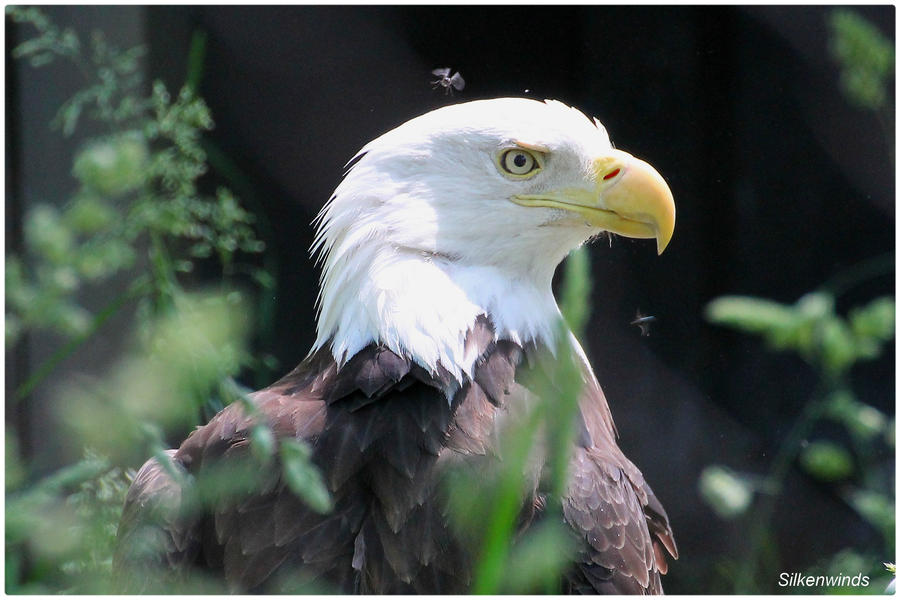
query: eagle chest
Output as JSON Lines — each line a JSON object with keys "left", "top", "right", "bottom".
{"left": 195, "top": 341, "right": 540, "bottom": 593}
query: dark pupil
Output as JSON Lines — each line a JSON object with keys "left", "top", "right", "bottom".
{"left": 513, "top": 153, "right": 527, "bottom": 168}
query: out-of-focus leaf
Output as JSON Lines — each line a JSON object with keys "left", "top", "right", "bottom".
{"left": 60, "top": 291, "right": 250, "bottom": 462}
{"left": 560, "top": 247, "right": 591, "bottom": 339}
{"left": 705, "top": 294, "right": 825, "bottom": 357}
{"left": 699, "top": 465, "right": 753, "bottom": 519}
{"left": 72, "top": 132, "right": 148, "bottom": 196}
{"left": 799, "top": 441, "right": 854, "bottom": 481}
{"left": 830, "top": 9, "right": 895, "bottom": 110}
{"left": 500, "top": 521, "right": 575, "bottom": 593}
{"left": 280, "top": 439, "right": 332, "bottom": 514}
{"left": 705, "top": 296, "right": 798, "bottom": 337}
{"left": 253, "top": 269, "right": 275, "bottom": 290}
{"left": 63, "top": 194, "right": 117, "bottom": 234}
{"left": 6, "top": 314, "right": 23, "bottom": 347}
{"left": 61, "top": 451, "right": 132, "bottom": 579}
{"left": 825, "top": 390, "right": 887, "bottom": 441}
{"left": 57, "top": 303, "right": 92, "bottom": 336}
{"left": 140, "top": 292, "right": 250, "bottom": 403}
{"left": 6, "top": 431, "right": 26, "bottom": 491}
{"left": 849, "top": 297, "right": 895, "bottom": 342}
{"left": 25, "top": 204, "right": 74, "bottom": 263}
{"left": 251, "top": 424, "right": 276, "bottom": 465}
{"left": 807, "top": 548, "right": 892, "bottom": 593}
{"left": 75, "top": 239, "right": 136, "bottom": 280}
{"left": 819, "top": 316, "right": 856, "bottom": 376}
{"left": 845, "top": 488, "right": 895, "bottom": 543}
{"left": 797, "top": 291, "right": 835, "bottom": 321}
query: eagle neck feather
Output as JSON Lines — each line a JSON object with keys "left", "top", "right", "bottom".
{"left": 312, "top": 241, "right": 563, "bottom": 385}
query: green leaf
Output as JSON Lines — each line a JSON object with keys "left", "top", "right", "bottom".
{"left": 74, "top": 239, "right": 136, "bottom": 280}
{"left": 830, "top": 9, "right": 895, "bottom": 111}
{"left": 279, "top": 439, "right": 332, "bottom": 514}
{"left": 63, "top": 194, "right": 117, "bottom": 233}
{"left": 25, "top": 204, "right": 74, "bottom": 263}
{"left": 799, "top": 441, "right": 854, "bottom": 481}
{"left": 72, "top": 133, "right": 148, "bottom": 196}
{"left": 559, "top": 247, "right": 591, "bottom": 338}
{"left": 698, "top": 465, "right": 753, "bottom": 519}
{"left": 845, "top": 488, "right": 895, "bottom": 543}
{"left": 825, "top": 390, "right": 887, "bottom": 441}
{"left": 849, "top": 297, "right": 895, "bottom": 342}
{"left": 705, "top": 295, "right": 800, "bottom": 344}
{"left": 57, "top": 303, "right": 92, "bottom": 337}
{"left": 500, "top": 521, "right": 574, "bottom": 593}
{"left": 250, "top": 424, "right": 275, "bottom": 465}
{"left": 252, "top": 269, "right": 275, "bottom": 290}
{"left": 819, "top": 316, "right": 856, "bottom": 376}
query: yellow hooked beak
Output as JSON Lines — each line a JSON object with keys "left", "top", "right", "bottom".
{"left": 512, "top": 149, "right": 676, "bottom": 254}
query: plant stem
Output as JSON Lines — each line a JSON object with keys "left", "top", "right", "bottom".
{"left": 819, "top": 253, "right": 894, "bottom": 298}
{"left": 733, "top": 383, "right": 831, "bottom": 593}
{"left": 472, "top": 409, "right": 542, "bottom": 594}
{"left": 149, "top": 231, "right": 178, "bottom": 314}
{"left": 185, "top": 29, "right": 207, "bottom": 95}
{"left": 13, "top": 277, "right": 150, "bottom": 403}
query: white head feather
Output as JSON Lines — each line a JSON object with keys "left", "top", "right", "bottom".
{"left": 311, "top": 98, "right": 614, "bottom": 383}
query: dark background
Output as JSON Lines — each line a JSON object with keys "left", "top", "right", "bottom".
{"left": 7, "top": 6, "right": 895, "bottom": 594}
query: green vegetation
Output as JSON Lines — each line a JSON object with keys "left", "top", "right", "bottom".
{"left": 699, "top": 11, "right": 895, "bottom": 593}
{"left": 702, "top": 284, "right": 894, "bottom": 594}
{"left": 4, "top": 7, "right": 320, "bottom": 593}
{"left": 829, "top": 10, "right": 894, "bottom": 112}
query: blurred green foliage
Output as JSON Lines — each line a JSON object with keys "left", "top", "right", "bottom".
{"left": 798, "top": 441, "right": 854, "bottom": 482}
{"left": 829, "top": 9, "right": 894, "bottom": 111}
{"left": 704, "top": 13, "right": 895, "bottom": 572}
{"left": 6, "top": 450, "right": 126, "bottom": 593}
{"left": 4, "top": 7, "right": 323, "bottom": 593}
{"left": 698, "top": 465, "right": 753, "bottom": 520}
{"left": 697, "top": 10, "right": 896, "bottom": 595}
{"left": 706, "top": 292, "right": 893, "bottom": 379}
{"left": 5, "top": 7, "right": 266, "bottom": 357}
{"left": 703, "top": 284, "right": 894, "bottom": 593}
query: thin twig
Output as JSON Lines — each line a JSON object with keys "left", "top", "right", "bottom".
{"left": 13, "top": 277, "right": 151, "bottom": 403}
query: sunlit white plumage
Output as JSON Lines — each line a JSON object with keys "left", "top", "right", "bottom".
{"left": 311, "top": 99, "right": 615, "bottom": 384}
{"left": 310, "top": 98, "right": 674, "bottom": 388}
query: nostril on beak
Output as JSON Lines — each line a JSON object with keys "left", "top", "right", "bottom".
{"left": 603, "top": 168, "right": 621, "bottom": 181}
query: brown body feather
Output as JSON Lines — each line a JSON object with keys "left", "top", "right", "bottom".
{"left": 114, "top": 317, "right": 676, "bottom": 593}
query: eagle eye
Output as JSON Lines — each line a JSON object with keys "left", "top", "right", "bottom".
{"left": 498, "top": 148, "right": 542, "bottom": 178}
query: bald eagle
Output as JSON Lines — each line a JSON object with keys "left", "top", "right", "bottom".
{"left": 114, "top": 98, "right": 678, "bottom": 594}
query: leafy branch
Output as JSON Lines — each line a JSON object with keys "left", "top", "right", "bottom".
{"left": 701, "top": 275, "right": 894, "bottom": 592}
{"left": 5, "top": 8, "right": 326, "bottom": 593}
{"left": 6, "top": 7, "right": 269, "bottom": 396}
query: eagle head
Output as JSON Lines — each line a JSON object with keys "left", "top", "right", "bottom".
{"left": 311, "top": 98, "right": 675, "bottom": 383}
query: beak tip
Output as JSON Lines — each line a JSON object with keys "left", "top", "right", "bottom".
{"left": 656, "top": 233, "right": 672, "bottom": 255}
